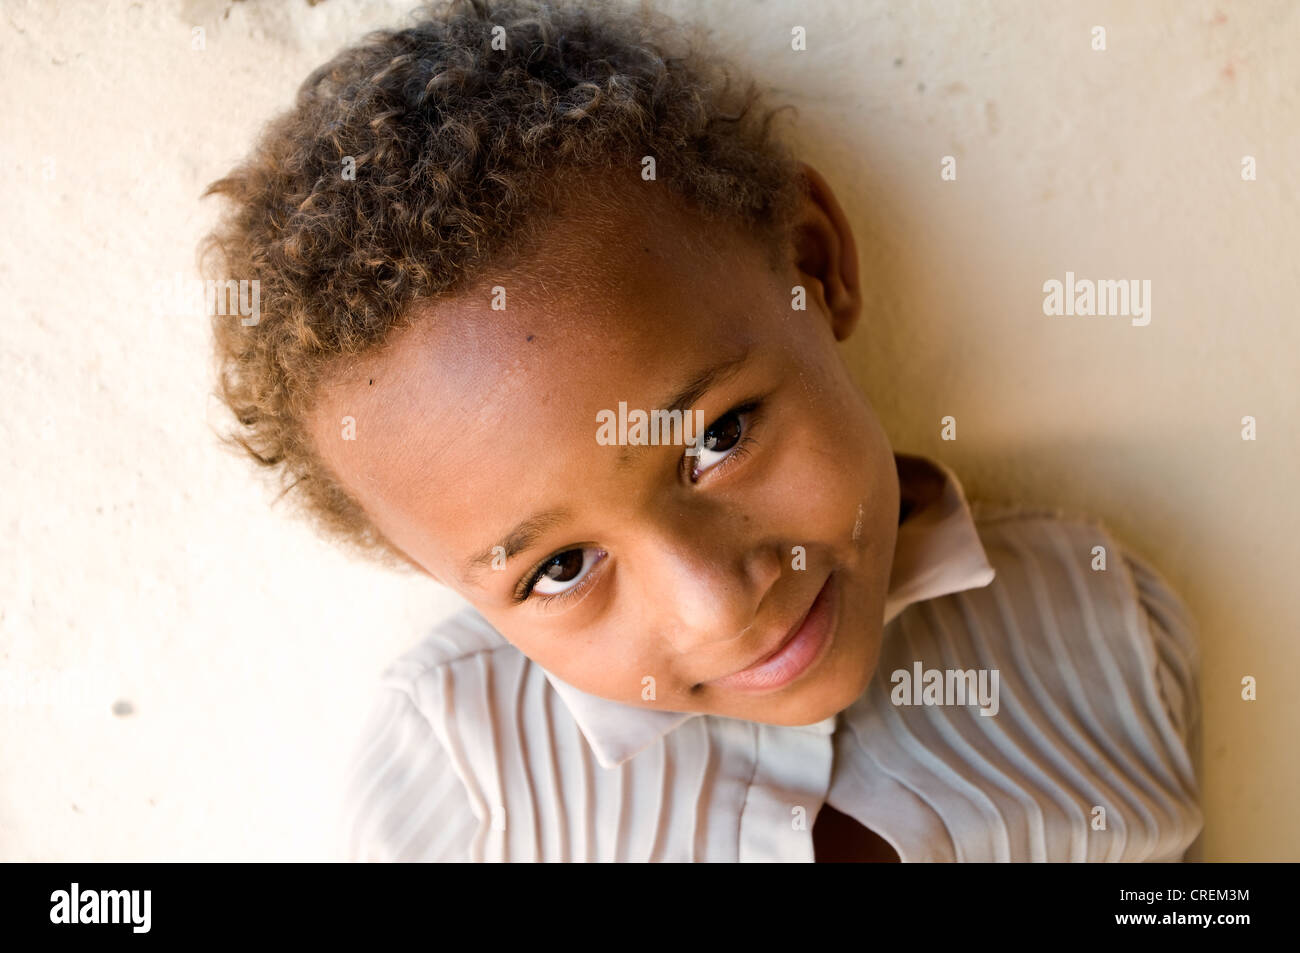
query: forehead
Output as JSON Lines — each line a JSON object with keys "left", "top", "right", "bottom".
{"left": 309, "top": 182, "right": 783, "bottom": 577}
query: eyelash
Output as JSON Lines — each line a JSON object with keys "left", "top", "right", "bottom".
{"left": 515, "top": 549, "right": 605, "bottom": 607}
{"left": 514, "top": 398, "right": 765, "bottom": 606}
{"left": 683, "top": 399, "right": 761, "bottom": 484}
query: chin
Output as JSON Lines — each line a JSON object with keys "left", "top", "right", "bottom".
{"left": 808, "top": 660, "right": 877, "bottom": 723}
{"left": 710, "top": 571, "right": 888, "bottom": 726}
{"left": 805, "top": 613, "right": 884, "bottom": 721}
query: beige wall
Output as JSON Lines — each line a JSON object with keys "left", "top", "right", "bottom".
{"left": 2, "top": 0, "right": 1295, "bottom": 860}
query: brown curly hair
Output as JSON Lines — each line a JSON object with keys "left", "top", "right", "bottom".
{"left": 201, "top": 0, "right": 807, "bottom": 573}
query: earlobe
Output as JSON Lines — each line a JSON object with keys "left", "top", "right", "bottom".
{"left": 792, "top": 161, "right": 863, "bottom": 341}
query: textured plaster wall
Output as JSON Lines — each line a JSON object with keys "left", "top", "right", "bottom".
{"left": 1, "top": 0, "right": 1295, "bottom": 861}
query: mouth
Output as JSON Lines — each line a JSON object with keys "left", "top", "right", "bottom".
{"left": 703, "top": 572, "right": 839, "bottom": 695}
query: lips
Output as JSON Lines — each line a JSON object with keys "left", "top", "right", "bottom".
{"left": 705, "top": 572, "right": 838, "bottom": 694}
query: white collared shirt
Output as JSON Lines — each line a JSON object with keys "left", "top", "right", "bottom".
{"left": 338, "top": 453, "right": 1203, "bottom": 862}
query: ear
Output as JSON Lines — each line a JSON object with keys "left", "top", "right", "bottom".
{"left": 790, "top": 161, "right": 863, "bottom": 341}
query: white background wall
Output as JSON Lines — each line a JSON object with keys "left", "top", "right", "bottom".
{"left": 2, "top": 0, "right": 1295, "bottom": 861}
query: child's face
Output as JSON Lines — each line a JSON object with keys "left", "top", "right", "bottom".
{"left": 310, "top": 165, "right": 901, "bottom": 727}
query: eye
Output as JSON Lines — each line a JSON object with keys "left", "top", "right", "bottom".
{"left": 520, "top": 546, "right": 605, "bottom": 601}
{"left": 689, "top": 402, "right": 759, "bottom": 481}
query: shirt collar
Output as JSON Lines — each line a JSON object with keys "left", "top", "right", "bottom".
{"left": 540, "top": 451, "right": 997, "bottom": 769}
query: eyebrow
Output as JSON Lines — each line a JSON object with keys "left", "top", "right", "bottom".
{"left": 615, "top": 346, "right": 752, "bottom": 470}
{"left": 463, "top": 508, "right": 572, "bottom": 582}
{"left": 462, "top": 345, "right": 753, "bottom": 585}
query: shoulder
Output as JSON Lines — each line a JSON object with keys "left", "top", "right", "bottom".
{"left": 337, "top": 605, "right": 524, "bottom": 862}
{"left": 969, "top": 497, "right": 1151, "bottom": 583}
{"left": 880, "top": 499, "right": 1204, "bottom": 860}
{"left": 368, "top": 602, "right": 541, "bottom": 728}
{"left": 969, "top": 501, "right": 1197, "bottom": 648}
{"left": 379, "top": 602, "right": 517, "bottom": 688}
{"left": 965, "top": 499, "right": 1201, "bottom": 748}
{"left": 374, "top": 603, "right": 548, "bottom": 748}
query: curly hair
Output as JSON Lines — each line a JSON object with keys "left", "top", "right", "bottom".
{"left": 201, "top": 0, "right": 807, "bottom": 572}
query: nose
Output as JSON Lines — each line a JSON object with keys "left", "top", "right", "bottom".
{"left": 645, "top": 509, "right": 784, "bottom": 656}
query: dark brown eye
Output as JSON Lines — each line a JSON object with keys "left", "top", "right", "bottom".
{"left": 524, "top": 547, "right": 605, "bottom": 599}
{"left": 702, "top": 412, "right": 742, "bottom": 453}
{"left": 541, "top": 550, "right": 584, "bottom": 584}
{"left": 689, "top": 404, "right": 757, "bottom": 480}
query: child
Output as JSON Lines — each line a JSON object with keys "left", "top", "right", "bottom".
{"left": 202, "top": 0, "right": 1203, "bottom": 862}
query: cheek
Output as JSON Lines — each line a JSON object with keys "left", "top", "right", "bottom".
{"left": 771, "top": 402, "right": 883, "bottom": 540}
{"left": 490, "top": 617, "right": 661, "bottom": 703}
